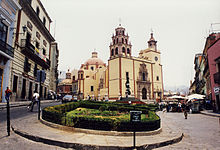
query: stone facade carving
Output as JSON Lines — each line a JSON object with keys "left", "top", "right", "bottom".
{"left": 137, "top": 63, "right": 151, "bottom": 100}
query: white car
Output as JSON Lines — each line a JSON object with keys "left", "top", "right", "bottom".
{"left": 62, "top": 95, "right": 73, "bottom": 103}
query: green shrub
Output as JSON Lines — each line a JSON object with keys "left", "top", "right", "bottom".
{"left": 42, "top": 100, "right": 160, "bottom": 131}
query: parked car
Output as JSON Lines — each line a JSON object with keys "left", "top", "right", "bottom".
{"left": 62, "top": 95, "right": 73, "bottom": 103}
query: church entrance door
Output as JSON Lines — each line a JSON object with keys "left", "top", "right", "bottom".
{"left": 142, "top": 88, "right": 147, "bottom": 99}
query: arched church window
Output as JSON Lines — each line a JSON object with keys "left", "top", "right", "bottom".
{"left": 122, "top": 38, "right": 124, "bottom": 43}
{"left": 125, "top": 39, "right": 127, "bottom": 44}
{"left": 143, "top": 73, "right": 145, "bottom": 81}
{"left": 115, "top": 47, "right": 118, "bottom": 55}
{"left": 122, "top": 47, "right": 125, "bottom": 53}
{"left": 116, "top": 38, "right": 118, "bottom": 44}
{"left": 111, "top": 49, "right": 114, "bottom": 56}
{"left": 113, "top": 39, "right": 115, "bottom": 44}
{"left": 127, "top": 48, "right": 130, "bottom": 54}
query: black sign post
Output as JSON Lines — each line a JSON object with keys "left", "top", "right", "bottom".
{"left": 37, "top": 70, "right": 46, "bottom": 120}
{"left": 130, "top": 111, "right": 142, "bottom": 149}
{"left": 6, "top": 99, "right": 10, "bottom": 136}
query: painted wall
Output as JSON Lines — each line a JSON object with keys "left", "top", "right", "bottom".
{"left": 207, "top": 39, "right": 220, "bottom": 102}
{"left": 0, "top": 0, "right": 21, "bottom": 102}
{"left": 10, "top": 0, "right": 53, "bottom": 101}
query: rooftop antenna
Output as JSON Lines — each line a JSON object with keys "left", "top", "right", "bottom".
{"left": 94, "top": 48, "right": 96, "bottom": 52}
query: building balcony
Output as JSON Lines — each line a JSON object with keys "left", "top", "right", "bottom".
{"left": 214, "top": 72, "right": 220, "bottom": 84}
{"left": 20, "top": 39, "right": 50, "bottom": 69}
{"left": 0, "top": 39, "right": 14, "bottom": 58}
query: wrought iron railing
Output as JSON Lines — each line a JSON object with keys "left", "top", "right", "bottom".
{"left": 20, "top": 39, "right": 50, "bottom": 69}
{"left": 0, "top": 39, "right": 14, "bottom": 58}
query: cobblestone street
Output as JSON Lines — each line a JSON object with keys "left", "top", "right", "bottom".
{"left": 156, "top": 112, "right": 220, "bottom": 150}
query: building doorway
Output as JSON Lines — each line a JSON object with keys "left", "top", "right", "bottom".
{"left": 28, "top": 82, "right": 33, "bottom": 100}
{"left": 0, "top": 68, "right": 3, "bottom": 102}
{"left": 216, "top": 95, "right": 220, "bottom": 112}
{"left": 44, "top": 87, "right": 47, "bottom": 99}
{"left": 21, "top": 79, "right": 26, "bottom": 99}
{"left": 142, "top": 88, "right": 147, "bottom": 99}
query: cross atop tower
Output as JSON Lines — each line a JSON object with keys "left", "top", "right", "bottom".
{"left": 151, "top": 28, "right": 153, "bottom": 33}
{"left": 119, "top": 18, "right": 122, "bottom": 26}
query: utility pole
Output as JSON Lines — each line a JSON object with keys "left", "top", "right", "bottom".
{"left": 7, "top": 98, "right": 10, "bottom": 136}
{"left": 38, "top": 70, "right": 42, "bottom": 120}
{"left": 37, "top": 70, "right": 46, "bottom": 120}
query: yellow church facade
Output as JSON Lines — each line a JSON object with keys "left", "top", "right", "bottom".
{"left": 76, "top": 25, "right": 164, "bottom": 102}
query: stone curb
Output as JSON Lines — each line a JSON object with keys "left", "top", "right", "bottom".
{"left": 11, "top": 125, "right": 184, "bottom": 150}
{"left": 40, "top": 117, "right": 162, "bottom": 136}
{"left": 200, "top": 111, "right": 220, "bottom": 118}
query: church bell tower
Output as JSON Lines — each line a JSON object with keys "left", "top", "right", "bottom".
{"left": 148, "top": 33, "right": 157, "bottom": 51}
{"left": 109, "top": 25, "right": 132, "bottom": 59}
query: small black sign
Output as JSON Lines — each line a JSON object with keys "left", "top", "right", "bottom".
{"left": 130, "top": 111, "right": 142, "bottom": 122}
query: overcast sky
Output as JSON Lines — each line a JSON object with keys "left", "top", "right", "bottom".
{"left": 42, "top": 0, "right": 220, "bottom": 89}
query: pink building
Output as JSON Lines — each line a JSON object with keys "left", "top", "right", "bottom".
{"left": 207, "top": 33, "right": 220, "bottom": 112}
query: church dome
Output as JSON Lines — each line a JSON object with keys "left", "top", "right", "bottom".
{"left": 84, "top": 52, "right": 105, "bottom": 66}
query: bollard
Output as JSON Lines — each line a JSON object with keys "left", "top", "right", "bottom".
{"left": 6, "top": 99, "right": 10, "bottom": 136}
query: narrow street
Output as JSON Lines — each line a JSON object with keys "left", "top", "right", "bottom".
{"left": 0, "top": 101, "right": 66, "bottom": 150}
{"left": 156, "top": 112, "right": 220, "bottom": 150}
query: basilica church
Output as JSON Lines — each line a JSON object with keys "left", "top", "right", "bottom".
{"left": 59, "top": 25, "right": 164, "bottom": 102}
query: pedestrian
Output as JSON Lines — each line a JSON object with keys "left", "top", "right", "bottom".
{"left": 178, "top": 102, "right": 182, "bottom": 112}
{"left": 30, "top": 90, "right": 40, "bottom": 112}
{"left": 166, "top": 102, "right": 169, "bottom": 112}
{"left": 183, "top": 103, "right": 188, "bottom": 119}
{"left": 184, "top": 109, "right": 188, "bottom": 119}
{"left": 5, "top": 87, "right": 12, "bottom": 136}
{"left": 5, "top": 87, "right": 12, "bottom": 101}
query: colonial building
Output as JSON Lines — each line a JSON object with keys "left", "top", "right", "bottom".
{"left": 108, "top": 25, "right": 164, "bottom": 102}
{"left": 0, "top": 0, "right": 21, "bottom": 102}
{"left": 10, "top": 0, "right": 55, "bottom": 101}
{"left": 190, "top": 32, "right": 220, "bottom": 112}
{"left": 58, "top": 69, "right": 78, "bottom": 97}
{"left": 206, "top": 33, "right": 220, "bottom": 112}
{"left": 77, "top": 51, "right": 107, "bottom": 100}
{"left": 75, "top": 25, "right": 164, "bottom": 102}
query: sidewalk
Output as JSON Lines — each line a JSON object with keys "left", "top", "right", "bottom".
{"left": 200, "top": 110, "right": 220, "bottom": 118}
{"left": 11, "top": 112, "right": 183, "bottom": 150}
{"left": 0, "top": 100, "right": 58, "bottom": 110}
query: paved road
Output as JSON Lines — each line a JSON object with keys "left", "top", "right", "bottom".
{"left": 0, "top": 101, "right": 66, "bottom": 150}
{"left": 0, "top": 101, "right": 60, "bottom": 123}
{"left": 156, "top": 112, "right": 220, "bottom": 150}
{"left": 1, "top": 103, "right": 220, "bottom": 150}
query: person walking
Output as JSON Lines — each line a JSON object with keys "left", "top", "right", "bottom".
{"left": 5, "top": 87, "right": 12, "bottom": 136}
{"left": 5, "top": 87, "right": 12, "bottom": 102}
{"left": 182, "top": 103, "right": 188, "bottom": 119}
{"left": 30, "top": 90, "right": 40, "bottom": 112}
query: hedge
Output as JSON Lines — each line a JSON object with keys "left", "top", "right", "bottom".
{"left": 42, "top": 100, "right": 160, "bottom": 131}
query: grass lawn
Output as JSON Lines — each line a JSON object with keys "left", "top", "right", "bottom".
{"left": 66, "top": 107, "right": 156, "bottom": 122}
